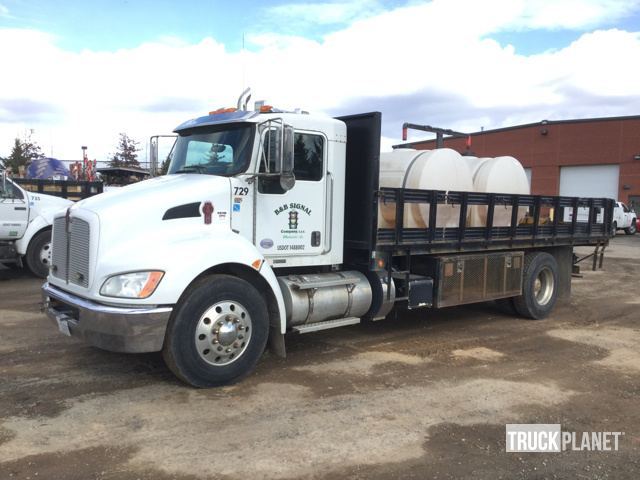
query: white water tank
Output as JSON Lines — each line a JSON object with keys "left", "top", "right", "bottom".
{"left": 378, "top": 149, "right": 428, "bottom": 228}
{"left": 470, "top": 156, "right": 530, "bottom": 227}
{"left": 379, "top": 148, "right": 474, "bottom": 228}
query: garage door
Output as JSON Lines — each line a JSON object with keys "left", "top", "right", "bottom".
{"left": 559, "top": 165, "right": 619, "bottom": 200}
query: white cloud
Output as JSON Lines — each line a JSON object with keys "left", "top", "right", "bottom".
{"left": 0, "top": 4, "right": 9, "bottom": 18}
{"left": 0, "top": 1, "right": 639, "bottom": 161}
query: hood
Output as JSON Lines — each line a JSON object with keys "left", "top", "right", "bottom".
{"left": 75, "top": 174, "right": 232, "bottom": 227}
{"left": 28, "top": 191, "right": 73, "bottom": 217}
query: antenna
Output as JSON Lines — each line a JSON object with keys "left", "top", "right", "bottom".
{"left": 241, "top": 33, "right": 246, "bottom": 94}
{"left": 237, "top": 87, "right": 251, "bottom": 110}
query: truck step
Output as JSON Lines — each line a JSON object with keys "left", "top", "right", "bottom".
{"left": 293, "top": 317, "right": 361, "bottom": 334}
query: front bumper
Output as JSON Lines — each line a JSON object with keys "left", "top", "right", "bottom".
{"left": 42, "top": 282, "right": 173, "bottom": 353}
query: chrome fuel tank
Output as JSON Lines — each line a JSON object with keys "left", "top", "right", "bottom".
{"left": 278, "top": 271, "right": 372, "bottom": 326}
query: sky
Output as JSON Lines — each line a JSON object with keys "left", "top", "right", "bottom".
{"left": 0, "top": 0, "right": 639, "bottom": 165}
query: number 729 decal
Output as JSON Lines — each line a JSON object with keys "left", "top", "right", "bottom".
{"left": 234, "top": 187, "right": 249, "bottom": 196}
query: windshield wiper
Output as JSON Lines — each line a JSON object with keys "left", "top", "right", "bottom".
{"left": 174, "top": 165, "right": 206, "bottom": 174}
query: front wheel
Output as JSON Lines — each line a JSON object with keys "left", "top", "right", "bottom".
{"left": 513, "top": 252, "right": 559, "bottom": 320}
{"left": 625, "top": 219, "right": 636, "bottom": 235}
{"left": 25, "top": 230, "right": 52, "bottom": 278}
{"left": 162, "top": 275, "right": 269, "bottom": 388}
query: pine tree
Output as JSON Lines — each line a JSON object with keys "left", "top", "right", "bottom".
{"left": 159, "top": 155, "right": 171, "bottom": 175}
{"left": 109, "top": 133, "right": 140, "bottom": 168}
{"left": 1, "top": 136, "right": 44, "bottom": 175}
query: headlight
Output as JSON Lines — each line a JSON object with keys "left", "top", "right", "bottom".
{"left": 100, "top": 271, "right": 164, "bottom": 299}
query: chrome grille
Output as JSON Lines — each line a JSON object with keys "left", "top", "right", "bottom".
{"left": 50, "top": 216, "right": 91, "bottom": 287}
{"left": 51, "top": 217, "right": 68, "bottom": 281}
{"left": 69, "top": 219, "right": 90, "bottom": 287}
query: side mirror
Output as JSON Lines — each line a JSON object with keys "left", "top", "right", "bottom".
{"left": 280, "top": 125, "right": 295, "bottom": 191}
{"left": 0, "top": 171, "right": 10, "bottom": 199}
{"left": 149, "top": 137, "right": 158, "bottom": 176}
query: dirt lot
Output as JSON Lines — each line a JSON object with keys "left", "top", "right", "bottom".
{"left": 1, "top": 236, "right": 639, "bottom": 479}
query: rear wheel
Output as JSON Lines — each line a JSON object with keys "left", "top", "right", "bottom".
{"left": 513, "top": 252, "right": 559, "bottom": 320}
{"left": 25, "top": 230, "right": 52, "bottom": 278}
{"left": 163, "top": 275, "right": 269, "bottom": 388}
{"left": 625, "top": 219, "right": 636, "bottom": 235}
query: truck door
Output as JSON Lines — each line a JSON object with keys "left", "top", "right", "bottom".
{"left": 0, "top": 178, "right": 29, "bottom": 240}
{"left": 621, "top": 203, "right": 631, "bottom": 227}
{"left": 254, "top": 126, "right": 327, "bottom": 257}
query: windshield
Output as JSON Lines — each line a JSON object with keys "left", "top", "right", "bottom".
{"left": 168, "top": 123, "right": 255, "bottom": 176}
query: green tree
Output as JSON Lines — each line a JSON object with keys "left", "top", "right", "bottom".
{"left": 109, "top": 133, "right": 140, "bottom": 168}
{"left": 159, "top": 155, "right": 171, "bottom": 175}
{"left": 1, "top": 136, "right": 44, "bottom": 175}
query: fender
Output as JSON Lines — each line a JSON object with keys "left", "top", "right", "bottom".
{"left": 14, "top": 215, "right": 50, "bottom": 255}
{"left": 171, "top": 232, "right": 288, "bottom": 335}
{"left": 191, "top": 246, "right": 288, "bottom": 335}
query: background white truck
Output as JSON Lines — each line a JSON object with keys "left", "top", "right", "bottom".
{"left": 1, "top": 171, "right": 71, "bottom": 277}
{"left": 613, "top": 201, "right": 637, "bottom": 235}
{"left": 42, "top": 101, "right": 614, "bottom": 387}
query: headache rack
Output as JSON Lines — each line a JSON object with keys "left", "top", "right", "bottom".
{"left": 375, "top": 188, "right": 614, "bottom": 255}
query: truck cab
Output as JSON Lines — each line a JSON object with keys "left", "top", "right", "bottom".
{"left": 1, "top": 171, "right": 71, "bottom": 277}
{"left": 166, "top": 109, "right": 346, "bottom": 268}
{"left": 43, "top": 106, "right": 361, "bottom": 386}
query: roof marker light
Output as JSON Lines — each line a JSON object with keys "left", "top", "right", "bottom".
{"left": 209, "top": 107, "right": 238, "bottom": 115}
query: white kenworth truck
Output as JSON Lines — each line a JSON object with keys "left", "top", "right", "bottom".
{"left": 42, "top": 105, "right": 614, "bottom": 387}
{"left": 1, "top": 172, "right": 72, "bottom": 277}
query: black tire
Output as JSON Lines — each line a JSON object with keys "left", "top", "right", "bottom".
{"left": 513, "top": 252, "right": 559, "bottom": 320}
{"left": 163, "top": 274, "right": 269, "bottom": 388}
{"left": 612, "top": 222, "right": 617, "bottom": 236}
{"left": 25, "top": 229, "right": 52, "bottom": 278}
{"left": 625, "top": 219, "right": 636, "bottom": 235}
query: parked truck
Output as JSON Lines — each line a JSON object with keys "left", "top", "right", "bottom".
{"left": 1, "top": 171, "right": 72, "bottom": 277}
{"left": 42, "top": 103, "right": 613, "bottom": 387}
{"left": 613, "top": 201, "right": 637, "bottom": 235}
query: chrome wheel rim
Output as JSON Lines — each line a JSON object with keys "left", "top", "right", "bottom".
{"left": 39, "top": 242, "right": 52, "bottom": 267}
{"left": 533, "top": 267, "right": 554, "bottom": 306}
{"left": 195, "top": 301, "right": 252, "bottom": 366}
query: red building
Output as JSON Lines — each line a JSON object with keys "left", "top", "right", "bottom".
{"left": 397, "top": 115, "right": 640, "bottom": 210}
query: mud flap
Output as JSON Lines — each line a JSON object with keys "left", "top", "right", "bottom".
{"left": 268, "top": 324, "right": 286, "bottom": 358}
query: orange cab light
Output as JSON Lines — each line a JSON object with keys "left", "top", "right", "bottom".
{"left": 259, "top": 105, "right": 273, "bottom": 113}
{"left": 209, "top": 107, "right": 238, "bottom": 115}
{"left": 139, "top": 271, "right": 165, "bottom": 298}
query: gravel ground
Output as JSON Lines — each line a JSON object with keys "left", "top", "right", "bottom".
{"left": 0, "top": 235, "right": 638, "bottom": 479}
